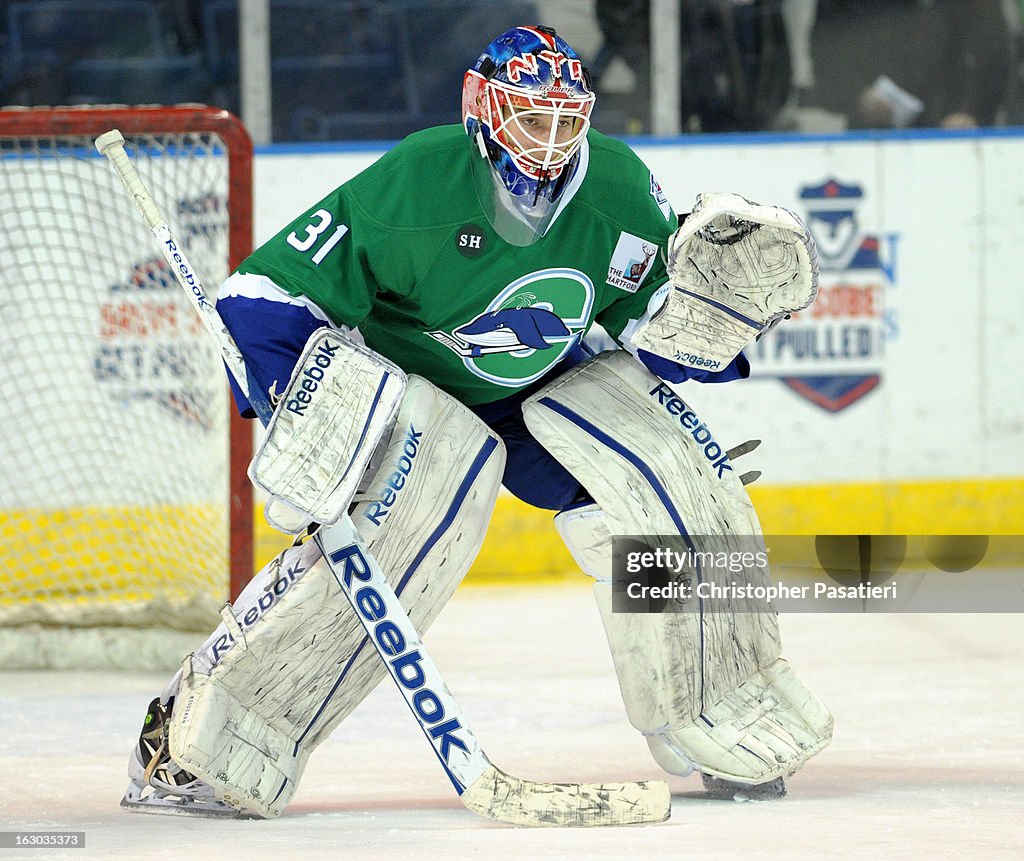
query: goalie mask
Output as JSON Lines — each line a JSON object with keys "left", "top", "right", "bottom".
{"left": 462, "top": 25, "right": 595, "bottom": 246}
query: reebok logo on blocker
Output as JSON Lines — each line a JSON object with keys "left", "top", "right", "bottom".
{"left": 285, "top": 338, "right": 341, "bottom": 416}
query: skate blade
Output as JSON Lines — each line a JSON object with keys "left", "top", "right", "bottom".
{"left": 700, "top": 773, "right": 787, "bottom": 802}
{"left": 121, "top": 793, "right": 254, "bottom": 819}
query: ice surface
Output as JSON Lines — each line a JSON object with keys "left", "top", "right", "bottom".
{"left": 2, "top": 581, "right": 1022, "bottom": 860}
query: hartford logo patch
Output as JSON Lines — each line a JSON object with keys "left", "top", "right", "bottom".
{"left": 607, "top": 232, "right": 659, "bottom": 293}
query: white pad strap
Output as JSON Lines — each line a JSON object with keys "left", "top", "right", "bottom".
{"left": 169, "top": 378, "right": 505, "bottom": 817}
{"left": 630, "top": 192, "right": 819, "bottom": 371}
{"left": 249, "top": 328, "right": 407, "bottom": 533}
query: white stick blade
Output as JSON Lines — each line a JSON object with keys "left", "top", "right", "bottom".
{"left": 460, "top": 765, "right": 671, "bottom": 827}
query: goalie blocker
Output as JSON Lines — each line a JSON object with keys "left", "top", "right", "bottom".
{"left": 249, "top": 328, "right": 407, "bottom": 534}
{"left": 524, "top": 351, "right": 833, "bottom": 788}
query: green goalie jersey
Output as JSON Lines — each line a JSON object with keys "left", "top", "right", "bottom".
{"left": 238, "top": 124, "right": 678, "bottom": 406}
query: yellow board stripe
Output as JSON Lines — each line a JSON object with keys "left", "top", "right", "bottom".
{"left": 254, "top": 476, "right": 1024, "bottom": 583}
{"left": 747, "top": 477, "right": 1024, "bottom": 536}
{"left": 4, "top": 477, "right": 1017, "bottom": 612}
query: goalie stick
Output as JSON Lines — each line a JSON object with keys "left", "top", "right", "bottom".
{"left": 95, "top": 129, "right": 671, "bottom": 827}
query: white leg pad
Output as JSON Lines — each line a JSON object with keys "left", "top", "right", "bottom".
{"left": 529, "top": 351, "right": 832, "bottom": 782}
{"left": 594, "top": 580, "right": 832, "bottom": 783}
{"left": 167, "top": 377, "right": 505, "bottom": 817}
{"left": 526, "top": 351, "right": 782, "bottom": 712}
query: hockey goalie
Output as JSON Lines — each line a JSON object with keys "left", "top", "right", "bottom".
{"left": 122, "top": 25, "right": 832, "bottom": 819}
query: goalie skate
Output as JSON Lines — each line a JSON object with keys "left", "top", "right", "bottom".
{"left": 120, "top": 697, "right": 248, "bottom": 819}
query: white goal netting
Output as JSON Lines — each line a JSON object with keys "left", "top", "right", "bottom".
{"left": 0, "top": 107, "right": 252, "bottom": 668}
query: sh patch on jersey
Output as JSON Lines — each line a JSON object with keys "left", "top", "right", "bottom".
{"left": 455, "top": 223, "right": 487, "bottom": 258}
{"left": 427, "top": 267, "right": 594, "bottom": 387}
{"left": 606, "top": 231, "right": 659, "bottom": 293}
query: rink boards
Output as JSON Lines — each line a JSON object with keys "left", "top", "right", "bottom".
{"left": 251, "top": 129, "right": 1024, "bottom": 579}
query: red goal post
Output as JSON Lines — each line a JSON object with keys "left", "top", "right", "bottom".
{"left": 0, "top": 105, "right": 254, "bottom": 668}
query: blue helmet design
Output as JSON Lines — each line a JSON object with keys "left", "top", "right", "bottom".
{"left": 462, "top": 26, "right": 596, "bottom": 206}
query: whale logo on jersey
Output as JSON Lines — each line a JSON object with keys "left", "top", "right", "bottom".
{"left": 440, "top": 307, "right": 571, "bottom": 355}
{"left": 427, "top": 268, "right": 594, "bottom": 387}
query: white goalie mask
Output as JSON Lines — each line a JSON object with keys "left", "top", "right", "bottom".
{"left": 463, "top": 26, "right": 596, "bottom": 246}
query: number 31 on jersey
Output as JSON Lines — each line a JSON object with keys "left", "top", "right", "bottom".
{"left": 286, "top": 209, "right": 349, "bottom": 266}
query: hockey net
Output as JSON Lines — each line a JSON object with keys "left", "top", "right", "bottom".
{"left": 0, "top": 106, "right": 253, "bottom": 669}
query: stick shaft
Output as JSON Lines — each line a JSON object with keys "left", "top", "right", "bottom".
{"left": 95, "top": 129, "right": 270, "bottom": 422}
